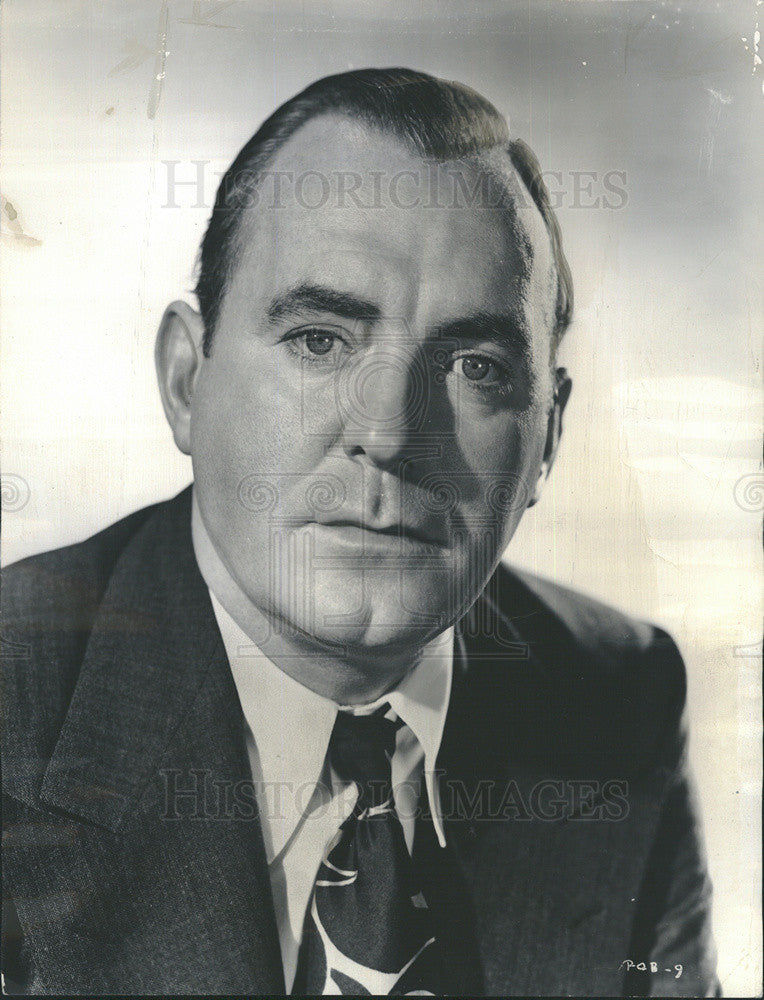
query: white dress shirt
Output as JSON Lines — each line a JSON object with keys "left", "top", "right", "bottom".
{"left": 191, "top": 500, "right": 453, "bottom": 990}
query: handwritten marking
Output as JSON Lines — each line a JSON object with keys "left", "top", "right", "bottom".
{"left": 620, "top": 959, "right": 683, "bottom": 979}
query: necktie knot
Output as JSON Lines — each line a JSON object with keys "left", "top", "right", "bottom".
{"left": 330, "top": 707, "right": 399, "bottom": 808}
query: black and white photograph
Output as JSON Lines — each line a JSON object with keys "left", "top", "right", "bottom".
{"left": 1, "top": 2, "right": 761, "bottom": 996}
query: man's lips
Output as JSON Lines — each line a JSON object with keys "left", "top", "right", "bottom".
{"left": 309, "top": 519, "right": 449, "bottom": 548}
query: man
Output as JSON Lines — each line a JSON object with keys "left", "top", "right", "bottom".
{"left": 2, "top": 69, "right": 718, "bottom": 996}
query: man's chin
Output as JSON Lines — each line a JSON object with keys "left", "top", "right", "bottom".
{"left": 281, "top": 573, "right": 456, "bottom": 653}
{"left": 303, "top": 618, "right": 445, "bottom": 655}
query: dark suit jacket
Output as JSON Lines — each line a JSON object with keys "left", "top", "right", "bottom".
{"left": 2, "top": 487, "right": 718, "bottom": 996}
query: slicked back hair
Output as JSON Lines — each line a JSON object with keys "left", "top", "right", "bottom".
{"left": 195, "top": 67, "right": 573, "bottom": 357}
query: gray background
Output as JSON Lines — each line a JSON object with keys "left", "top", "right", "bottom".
{"left": 1, "top": 1, "right": 761, "bottom": 992}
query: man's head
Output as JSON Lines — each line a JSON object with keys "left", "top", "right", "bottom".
{"left": 156, "top": 68, "right": 573, "bottom": 695}
{"left": 194, "top": 68, "right": 572, "bottom": 359}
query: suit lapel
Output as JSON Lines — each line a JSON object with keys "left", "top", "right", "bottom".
{"left": 36, "top": 489, "right": 285, "bottom": 992}
{"left": 40, "top": 488, "right": 231, "bottom": 829}
{"left": 436, "top": 568, "right": 643, "bottom": 996}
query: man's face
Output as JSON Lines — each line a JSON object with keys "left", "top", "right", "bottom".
{"left": 190, "top": 116, "right": 560, "bottom": 652}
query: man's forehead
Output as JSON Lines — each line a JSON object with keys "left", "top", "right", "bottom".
{"left": 264, "top": 112, "right": 514, "bottom": 183}
{"left": 244, "top": 113, "right": 546, "bottom": 236}
{"left": 230, "top": 113, "right": 556, "bottom": 327}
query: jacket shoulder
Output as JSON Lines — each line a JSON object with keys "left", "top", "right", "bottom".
{"left": 508, "top": 564, "right": 665, "bottom": 659}
{"left": 3, "top": 502, "right": 158, "bottom": 613}
{"left": 466, "top": 564, "right": 688, "bottom": 777}
{"left": 1, "top": 498, "right": 169, "bottom": 806}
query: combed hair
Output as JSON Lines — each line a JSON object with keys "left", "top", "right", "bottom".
{"left": 195, "top": 67, "right": 572, "bottom": 356}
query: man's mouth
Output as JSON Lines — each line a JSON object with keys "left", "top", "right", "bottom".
{"left": 309, "top": 519, "right": 449, "bottom": 550}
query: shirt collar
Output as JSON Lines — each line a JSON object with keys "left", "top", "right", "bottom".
{"left": 209, "top": 590, "right": 338, "bottom": 855}
{"left": 192, "top": 490, "right": 453, "bottom": 853}
{"left": 336, "top": 628, "right": 453, "bottom": 849}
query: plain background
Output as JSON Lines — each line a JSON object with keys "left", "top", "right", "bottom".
{"left": 1, "top": 1, "right": 761, "bottom": 993}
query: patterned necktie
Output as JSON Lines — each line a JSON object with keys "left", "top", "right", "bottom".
{"left": 292, "top": 706, "right": 444, "bottom": 996}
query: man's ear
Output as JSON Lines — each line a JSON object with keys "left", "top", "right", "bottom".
{"left": 528, "top": 367, "right": 572, "bottom": 507}
{"left": 155, "top": 300, "right": 205, "bottom": 456}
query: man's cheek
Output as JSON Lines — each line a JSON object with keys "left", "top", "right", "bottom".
{"left": 203, "top": 392, "right": 280, "bottom": 478}
{"left": 457, "top": 474, "right": 533, "bottom": 552}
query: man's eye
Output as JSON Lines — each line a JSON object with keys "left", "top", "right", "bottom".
{"left": 284, "top": 327, "right": 349, "bottom": 364}
{"left": 304, "top": 330, "right": 337, "bottom": 355}
{"left": 460, "top": 356, "right": 496, "bottom": 382}
{"left": 452, "top": 353, "right": 512, "bottom": 391}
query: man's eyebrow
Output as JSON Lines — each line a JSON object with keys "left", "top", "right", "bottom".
{"left": 433, "top": 312, "right": 532, "bottom": 354}
{"left": 266, "top": 283, "right": 381, "bottom": 324}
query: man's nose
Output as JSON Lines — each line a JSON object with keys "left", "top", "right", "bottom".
{"left": 338, "top": 347, "right": 428, "bottom": 466}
